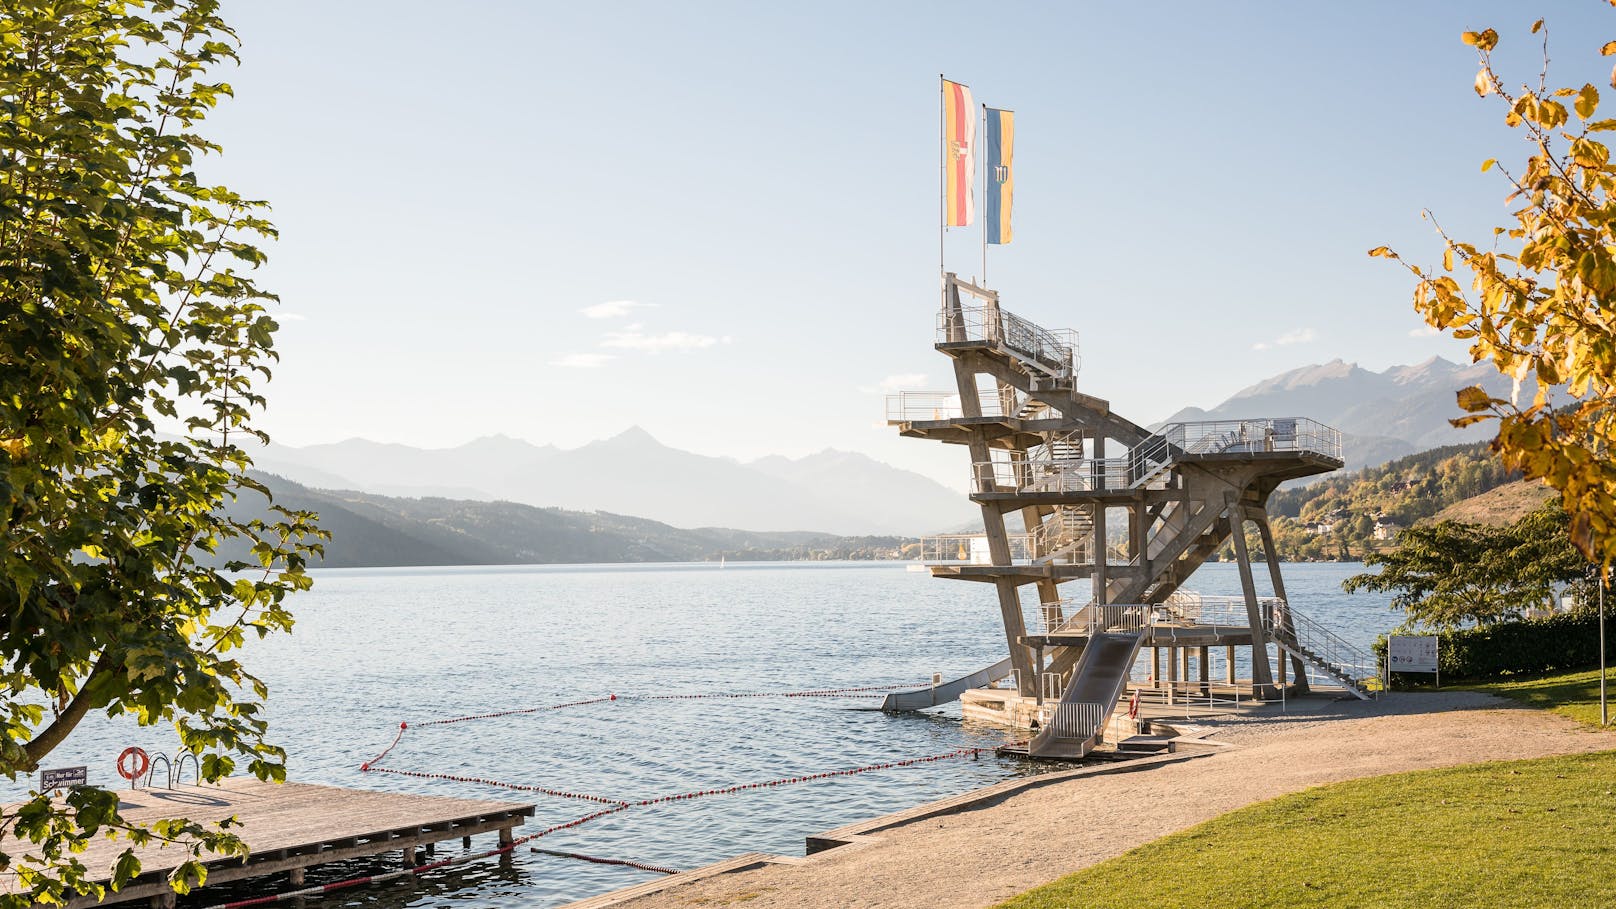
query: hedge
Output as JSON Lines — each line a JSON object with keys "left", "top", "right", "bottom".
{"left": 1373, "top": 612, "right": 1616, "bottom": 683}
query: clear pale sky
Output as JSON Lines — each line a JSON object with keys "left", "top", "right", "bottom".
{"left": 203, "top": 2, "right": 1615, "bottom": 486}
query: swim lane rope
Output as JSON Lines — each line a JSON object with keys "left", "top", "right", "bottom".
{"left": 206, "top": 685, "right": 1008, "bottom": 907}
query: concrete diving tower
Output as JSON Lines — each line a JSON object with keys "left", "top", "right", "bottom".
{"left": 882, "top": 274, "right": 1371, "bottom": 759}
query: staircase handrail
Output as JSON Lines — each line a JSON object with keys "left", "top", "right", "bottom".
{"left": 1267, "top": 601, "right": 1376, "bottom": 683}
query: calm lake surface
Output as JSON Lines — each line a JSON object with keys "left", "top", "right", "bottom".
{"left": 28, "top": 561, "right": 1400, "bottom": 907}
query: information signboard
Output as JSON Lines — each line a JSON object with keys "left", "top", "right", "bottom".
{"left": 39, "top": 766, "right": 87, "bottom": 790}
{"left": 1388, "top": 634, "right": 1440, "bottom": 687}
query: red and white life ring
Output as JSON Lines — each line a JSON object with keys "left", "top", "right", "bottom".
{"left": 117, "top": 746, "right": 150, "bottom": 781}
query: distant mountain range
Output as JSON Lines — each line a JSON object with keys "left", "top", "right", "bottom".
{"left": 245, "top": 356, "right": 1509, "bottom": 543}
{"left": 226, "top": 474, "right": 909, "bottom": 568}
{"left": 251, "top": 428, "right": 977, "bottom": 536}
{"left": 1162, "top": 356, "right": 1513, "bottom": 472}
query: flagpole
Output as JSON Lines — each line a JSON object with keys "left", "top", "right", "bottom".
{"left": 939, "top": 74, "right": 945, "bottom": 290}
{"left": 980, "top": 102, "right": 988, "bottom": 287}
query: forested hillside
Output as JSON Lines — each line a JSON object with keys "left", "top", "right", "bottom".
{"left": 1250, "top": 441, "right": 1525, "bottom": 560}
{"left": 219, "top": 474, "right": 910, "bottom": 568}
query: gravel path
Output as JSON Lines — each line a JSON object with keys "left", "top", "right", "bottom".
{"left": 598, "top": 691, "right": 1611, "bottom": 909}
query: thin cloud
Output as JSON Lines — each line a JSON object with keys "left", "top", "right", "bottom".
{"left": 551, "top": 353, "right": 616, "bottom": 368}
{"left": 860, "top": 373, "right": 928, "bottom": 394}
{"left": 602, "top": 330, "right": 723, "bottom": 352}
{"left": 1252, "top": 327, "right": 1316, "bottom": 351}
{"left": 1408, "top": 325, "right": 1441, "bottom": 338}
{"left": 581, "top": 300, "right": 656, "bottom": 319}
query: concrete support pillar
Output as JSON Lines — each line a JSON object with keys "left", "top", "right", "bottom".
{"left": 1226, "top": 646, "right": 1236, "bottom": 684}
{"left": 1152, "top": 647, "right": 1161, "bottom": 688}
{"left": 1199, "top": 645, "right": 1210, "bottom": 696}
{"left": 1229, "top": 507, "right": 1276, "bottom": 698}
{"left": 1257, "top": 515, "right": 1309, "bottom": 693}
{"left": 1129, "top": 500, "right": 1147, "bottom": 571}
{"left": 1092, "top": 505, "right": 1108, "bottom": 605}
{"left": 289, "top": 868, "right": 306, "bottom": 886}
{"left": 954, "top": 362, "right": 1036, "bottom": 697}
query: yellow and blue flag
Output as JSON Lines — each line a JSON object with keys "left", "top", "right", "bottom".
{"left": 984, "top": 107, "right": 1013, "bottom": 245}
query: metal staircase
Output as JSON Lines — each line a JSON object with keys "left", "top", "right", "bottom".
{"left": 1267, "top": 606, "right": 1375, "bottom": 700}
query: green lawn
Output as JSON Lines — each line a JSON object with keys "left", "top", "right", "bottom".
{"left": 1467, "top": 666, "right": 1616, "bottom": 729}
{"left": 995, "top": 751, "right": 1616, "bottom": 909}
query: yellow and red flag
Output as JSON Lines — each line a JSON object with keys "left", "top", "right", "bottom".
{"left": 942, "top": 79, "right": 975, "bottom": 227}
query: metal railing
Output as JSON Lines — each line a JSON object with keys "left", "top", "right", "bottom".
{"left": 1153, "top": 418, "right": 1343, "bottom": 462}
{"left": 1267, "top": 602, "right": 1376, "bottom": 690}
{"left": 1158, "top": 591, "right": 1279, "bottom": 627}
{"left": 1045, "top": 701, "right": 1107, "bottom": 742}
{"left": 920, "top": 532, "right": 1037, "bottom": 565}
{"left": 1040, "top": 671, "right": 1067, "bottom": 702}
{"left": 971, "top": 452, "right": 1169, "bottom": 493}
{"left": 886, "top": 390, "right": 1010, "bottom": 423}
{"left": 1034, "top": 601, "right": 1151, "bottom": 637}
{"left": 936, "top": 305, "right": 1079, "bottom": 379}
{"left": 971, "top": 457, "right": 1130, "bottom": 493}
{"left": 921, "top": 522, "right": 1093, "bottom": 566}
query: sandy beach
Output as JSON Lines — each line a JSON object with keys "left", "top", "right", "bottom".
{"left": 593, "top": 691, "right": 1611, "bottom": 909}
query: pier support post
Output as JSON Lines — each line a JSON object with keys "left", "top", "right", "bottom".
{"left": 1226, "top": 646, "right": 1236, "bottom": 684}
{"left": 1199, "top": 645, "right": 1210, "bottom": 696}
{"left": 289, "top": 868, "right": 305, "bottom": 886}
{"left": 149, "top": 892, "right": 177, "bottom": 909}
{"left": 498, "top": 826, "right": 516, "bottom": 868}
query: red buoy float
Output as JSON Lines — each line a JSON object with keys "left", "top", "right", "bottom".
{"left": 117, "top": 746, "right": 149, "bottom": 781}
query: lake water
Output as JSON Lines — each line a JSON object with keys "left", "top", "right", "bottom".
{"left": 21, "top": 561, "right": 1401, "bottom": 907}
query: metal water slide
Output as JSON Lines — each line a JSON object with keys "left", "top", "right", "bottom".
{"left": 880, "top": 657, "right": 1014, "bottom": 711}
{"left": 1027, "top": 630, "right": 1145, "bottom": 759}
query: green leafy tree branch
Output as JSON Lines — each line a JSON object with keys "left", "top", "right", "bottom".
{"left": 1, "top": 1, "right": 324, "bottom": 903}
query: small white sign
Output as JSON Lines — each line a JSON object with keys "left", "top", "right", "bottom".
{"left": 1388, "top": 635, "right": 1440, "bottom": 674}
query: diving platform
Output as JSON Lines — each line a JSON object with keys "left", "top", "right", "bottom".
{"left": 13, "top": 777, "right": 534, "bottom": 908}
{"left": 882, "top": 272, "right": 1373, "bottom": 759}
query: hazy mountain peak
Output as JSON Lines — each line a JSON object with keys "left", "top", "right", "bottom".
{"left": 596, "top": 425, "right": 663, "bottom": 447}
{"left": 456, "top": 433, "right": 553, "bottom": 454}
{"left": 1386, "top": 355, "right": 1461, "bottom": 385}
{"left": 1229, "top": 358, "right": 1362, "bottom": 399}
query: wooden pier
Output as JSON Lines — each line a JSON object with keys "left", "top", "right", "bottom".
{"left": 6, "top": 777, "right": 534, "bottom": 908}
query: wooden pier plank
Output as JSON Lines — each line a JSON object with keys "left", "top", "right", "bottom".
{"left": 0, "top": 777, "right": 533, "bottom": 908}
